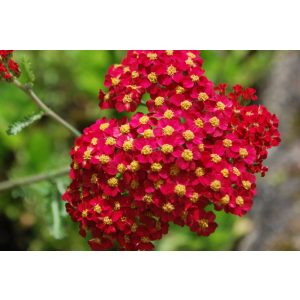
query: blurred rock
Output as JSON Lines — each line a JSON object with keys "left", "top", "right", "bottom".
{"left": 239, "top": 51, "right": 300, "bottom": 250}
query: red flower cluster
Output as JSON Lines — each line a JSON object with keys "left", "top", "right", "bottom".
{"left": 63, "top": 50, "right": 280, "bottom": 250}
{"left": 0, "top": 50, "right": 20, "bottom": 81}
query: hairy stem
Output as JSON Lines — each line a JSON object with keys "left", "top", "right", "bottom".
{"left": 0, "top": 167, "right": 70, "bottom": 192}
{"left": 12, "top": 78, "right": 81, "bottom": 137}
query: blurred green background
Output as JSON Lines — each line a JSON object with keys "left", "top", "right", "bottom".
{"left": 0, "top": 50, "right": 274, "bottom": 250}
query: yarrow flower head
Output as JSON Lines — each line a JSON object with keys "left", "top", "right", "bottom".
{"left": 0, "top": 51, "right": 20, "bottom": 81}
{"left": 63, "top": 50, "right": 281, "bottom": 250}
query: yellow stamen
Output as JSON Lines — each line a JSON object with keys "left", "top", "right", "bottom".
{"left": 99, "top": 154, "right": 110, "bottom": 164}
{"left": 111, "top": 77, "right": 120, "bottom": 86}
{"left": 198, "top": 92, "right": 209, "bottom": 102}
{"left": 242, "top": 180, "right": 251, "bottom": 190}
{"left": 167, "top": 65, "right": 177, "bottom": 76}
{"left": 223, "top": 139, "right": 232, "bottom": 147}
{"left": 181, "top": 100, "right": 192, "bottom": 110}
{"left": 117, "top": 163, "right": 126, "bottom": 173}
{"left": 239, "top": 148, "right": 249, "bottom": 158}
{"left": 148, "top": 72, "right": 157, "bottom": 83}
{"left": 120, "top": 123, "right": 130, "bottom": 134}
{"left": 154, "top": 96, "right": 164, "bottom": 106}
{"left": 91, "top": 137, "right": 98, "bottom": 145}
{"left": 163, "top": 202, "right": 175, "bottom": 212}
{"left": 139, "top": 115, "right": 149, "bottom": 124}
{"left": 236, "top": 196, "right": 244, "bottom": 206}
{"left": 163, "top": 109, "right": 174, "bottom": 119}
{"left": 174, "top": 184, "right": 186, "bottom": 196}
{"left": 100, "top": 123, "right": 109, "bottom": 131}
{"left": 123, "top": 139, "right": 133, "bottom": 151}
{"left": 161, "top": 144, "right": 174, "bottom": 154}
{"left": 195, "top": 167, "right": 205, "bottom": 177}
{"left": 198, "top": 219, "right": 209, "bottom": 229}
{"left": 220, "top": 194, "right": 230, "bottom": 205}
{"left": 151, "top": 163, "right": 162, "bottom": 172}
{"left": 143, "top": 194, "right": 153, "bottom": 204}
{"left": 221, "top": 168, "right": 229, "bottom": 178}
{"left": 107, "top": 177, "right": 118, "bottom": 187}
{"left": 141, "top": 145, "right": 152, "bottom": 155}
{"left": 194, "top": 118, "right": 204, "bottom": 128}
{"left": 130, "top": 160, "right": 140, "bottom": 172}
{"left": 82, "top": 209, "right": 88, "bottom": 218}
{"left": 91, "top": 174, "right": 98, "bottom": 184}
{"left": 94, "top": 204, "right": 102, "bottom": 213}
{"left": 209, "top": 116, "right": 220, "bottom": 127}
{"left": 190, "top": 192, "right": 199, "bottom": 203}
{"left": 147, "top": 53, "right": 157, "bottom": 60}
{"left": 163, "top": 125, "right": 174, "bottom": 136}
{"left": 103, "top": 216, "right": 113, "bottom": 225}
{"left": 182, "top": 149, "right": 193, "bottom": 161}
{"left": 216, "top": 101, "right": 225, "bottom": 110}
{"left": 191, "top": 74, "right": 199, "bottom": 82}
{"left": 211, "top": 153, "right": 222, "bottom": 163}
{"left": 143, "top": 129, "right": 154, "bottom": 138}
{"left": 210, "top": 180, "right": 221, "bottom": 192}
{"left": 183, "top": 130, "right": 195, "bottom": 141}
{"left": 105, "top": 137, "right": 116, "bottom": 146}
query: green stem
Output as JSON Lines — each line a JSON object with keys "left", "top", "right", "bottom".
{"left": 0, "top": 167, "right": 70, "bottom": 192}
{"left": 12, "top": 78, "right": 81, "bottom": 137}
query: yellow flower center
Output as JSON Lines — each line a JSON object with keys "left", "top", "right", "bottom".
{"left": 163, "top": 109, "right": 174, "bottom": 119}
{"left": 151, "top": 162, "right": 162, "bottom": 172}
{"left": 143, "top": 129, "right": 154, "bottom": 138}
{"left": 131, "top": 223, "right": 138, "bottom": 232}
{"left": 220, "top": 194, "right": 230, "bottom": 205}
{"left": 209, "top": 116, "right": 220, "bottom": 127}
{"left": 130, "top": 160, "right": 140, "bottom": 172}
{"left": 190, "top": 192, "right": 199, "bottom": 203}
{"left": 147, "top": 53, "right": 157, "bottom": 60}
{"left": 111, "top": 77, "right": 120, "bottom": 86}
{"left": 154, "top": 179, "right": 164, "bottom": 189}
{"left": 141, "top": 145, "right": 152, "bottom": 155}
{"left": 117, "top": 163, "right": 126, "bottom": 173}
{"left": 170, "top": 165, "right": 180, "bottom": 176}
{"left": 242, "top": 180, "right": 251, "bottom": 190}
{"left": 139, "top": 115, "right": 149, "bottom": 124}
{"left": 210, "top": 180, "right": 221, "bottom": 192}
{"left": 130, "top": 180, "right": 139, "bottom": 189}
{"left": 216, "top": 101, "right": 225, "bottom": 110}
{"left": 174, "top": 184, "right": 186, "bottom": 196}
{"left": 91, "top": 137, "right": 98, "bottom": 145}
{"left": 167, "top": 65, "right": 177, "bottom": 76}
{"left": 211, "top": 153, "right": 222, "bottom": 163}
{"left": 123, "top": 139, "right": 133, "bottom": 151}
{"left": 198, "top": 92, "right": 209, "bottom": 102}
{"left": 99, "top": 154, "right": 110, "bottom": 164}
{"left": 94, "top": 204, "right": 102, "bottom": 213}
{"left": 105, "top": 137, "right": 116, "bottom": 145}
{"left": 185, "top": 57, "right": 195, "bottom": 67}
{"left": 99, "top": 123, "right": 109, "bottom": 131}
{"left": 114, "top": 201, "right": 121, "bottom": 210}
{"left": 161, "top": 144, "right": 174, "bottom": 154}
{"left": 191, "top": 74, "right": 199, "bottom": 82}
{"left": 91, "top": 174, "right": 98, "bottom": 184}
{"left": 194, "top": 118, "right": 204, "bottom": 128}
{"left": 154, "top": 96, "right": 164, "bottom": 106}
{"left": 107, "top": 177, "right": 118, "bottom": 187}
{"left": 123, "top": 94, "right": 132, "bottom": 103}
{"left": 180, "top": 100, "right": 192, "bottom": 110}
{"left": 82, "top": 209, "right": 88, "bottom": 218}
{"left": 166, "top": 50, "right": 173, "bottom": 56}
{"left": 182, "top": 149, "right": 193, "bottom": 161}
{"left": 163, "top": 202, "right": 175, "bottom": 212}
{"left": 236, "top": 196, "right": 244, "bottom": 206}
{"left": 176, "top": 86, "right": 185, "bottom": 94}
{"left": 195, "top": 167, "right": 205, "bottom": 177}
{"left": 148, "top": 72, "right": 157, "bottom": 83}
{"left": 233, "top": 167, "right": 241, "bottom": 176}
{"left": 187, "top": 52, "right": 196, "bottom": 58}
{"left": 103, "top": 216, "right": 113, "bottom": 225}
{"left": 223, "top": 139, "right": 232, "bottom": 147}
{"left": 183, "top": 130, "right": 195, "bottom": 141}
{"left": 163, "top": 125, "right": 174, "bottom": 136}
{"left": 120, "top": 123, "right": 130, "bottom": 134}
{"left": 141, "top": 236, "right": 151, "bottom": 243}
{"left": 198, "top": 219, "right": 209, "bottom": 229}
{"left": 83, "top": 148, "right": 92, "bottom": 160}
{"left": 221, "top": 168, "right": 229, "bottom": 178}
{"left": 143, "top": 194, "right": 153, "bottom": 204}
{"left": 239, "top": 148, "right": 249, "bottom": 158}
{"left": 131, "top": 71, "right": 139, "bottom": 78}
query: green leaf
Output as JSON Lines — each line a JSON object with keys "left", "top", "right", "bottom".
{"left": 6, "top": 111, "right": 45, "bottom": 135}
{"left": 20, "top": 56, "right": 35, "bottom": 85}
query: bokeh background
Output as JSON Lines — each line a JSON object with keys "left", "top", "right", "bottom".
{"left": 0, "top": 50, "right": 297, "bottom": 250}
